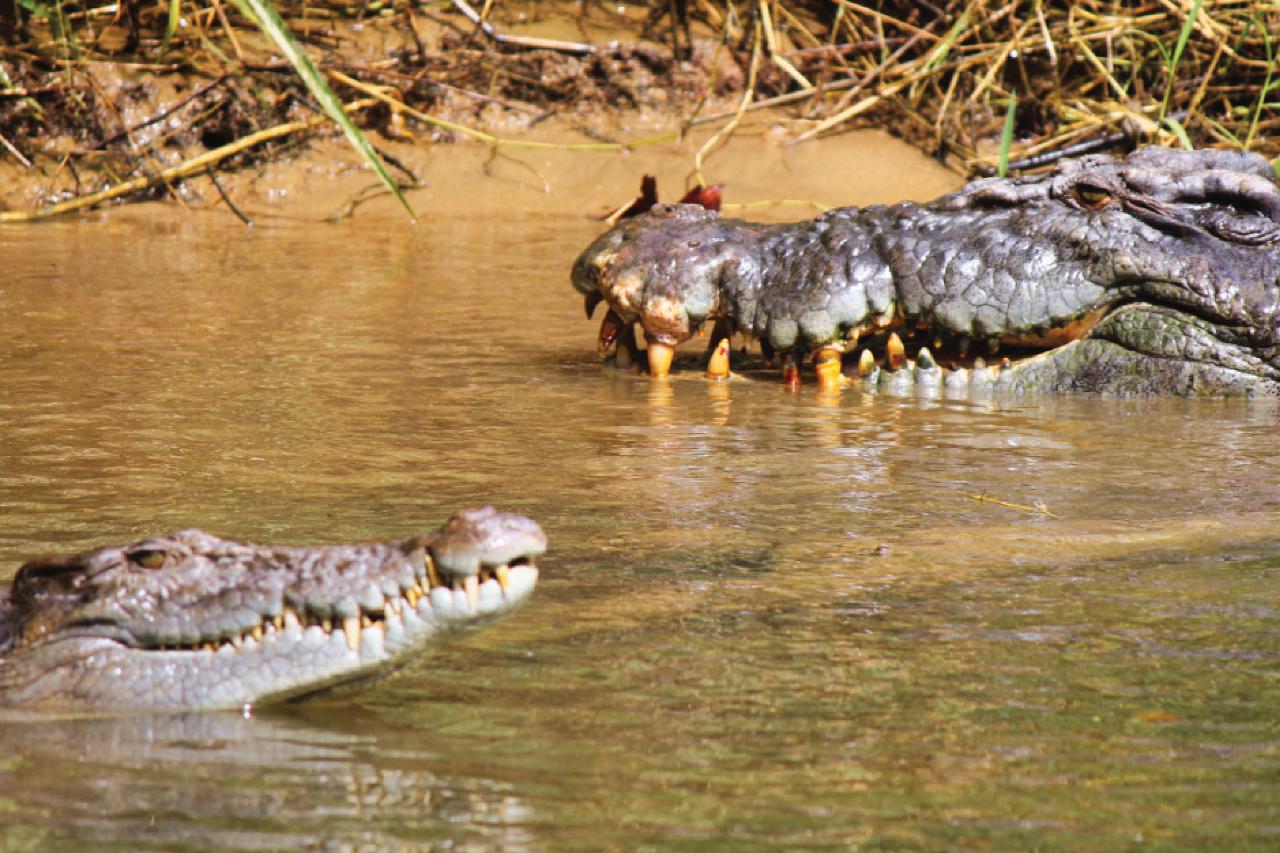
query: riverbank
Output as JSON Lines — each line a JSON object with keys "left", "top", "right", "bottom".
{"left": 1, "top": 0, "right": 1276, "bottom": 219}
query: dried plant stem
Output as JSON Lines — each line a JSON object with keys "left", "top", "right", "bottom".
{"left": 694, "top": 20, "right": 761, "bottom": 186}
{"left": 329, "top": 70, "right": 679, "bottom": 153}
{"left": 0, "top": 99, "right": 377, "bottom": 222}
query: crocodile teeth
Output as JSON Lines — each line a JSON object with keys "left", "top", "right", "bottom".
{"left": 886, "top": 333, "right": 906, "bottom": 369}
{"left": 598, "top": 310, "right": 626, "bottom": 355}
{"left": 283, "top": 608, "right": 302, "bottom": 631}
{"left": 783, "top": 355, "right": 801, "bottom": 389}
{"left": 405, "top": 586, "right": 421, "bottom": 609}
{"left": 706, "top": 338, "right": 731, "bottom": 379}
{"left": 425, "top": 556, "right": 443, "bottom": 590}
{"left": 342, "top": 616, "right": 361, "bottom": 652}
{"left": 858, "top": 348, "right": 876, "bottom": 377}
{"left": 647, "top": 342, "right": 674, "bottom": 378}
{"left": 495, "top": 564, "right": 510, "bottom": 593}
{"left": 815, "top": 347, "right": 842, "bottom": 392}
{"left": 464, "top": 575, "right": 479, "bottom": 610}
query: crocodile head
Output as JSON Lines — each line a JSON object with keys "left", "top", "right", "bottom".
{"left": 572, "top": 147, "right": 1280, "bottom": 396}
{"left": 0, "top": 507, "right": 546, "bottom": 713}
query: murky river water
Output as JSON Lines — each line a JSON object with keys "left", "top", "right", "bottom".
{"left": 1, "top": 138, "right": 1278, "bottom": 849}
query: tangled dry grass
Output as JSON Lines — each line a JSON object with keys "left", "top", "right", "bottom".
{"left": 0, "top": 0, "right": 1276, "bottom": 217}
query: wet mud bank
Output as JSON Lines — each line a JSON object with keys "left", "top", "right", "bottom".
{"left": 2, "top": 1, "right": 1276, "bottom": 220}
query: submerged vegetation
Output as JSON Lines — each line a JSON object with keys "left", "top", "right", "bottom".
{"left": 0, "top": 0, "right": 1276, "bottom": 217}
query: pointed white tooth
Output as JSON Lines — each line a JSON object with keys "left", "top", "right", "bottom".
{"left": 478, "top": 578, "right": 503, "bottom": 611}
{"left": 464, "top": 575, "right": 479, "bottom": 610}
{"left": 495, "top": 564, "right": 511, "bottom": 593}
{"left": 283, "top": 608, "right": 301, "bottom": 630}
{"left": 430, "top": 586, "right": 453, "bottom": 614}
{"left": 343, "top": 616, "right": 361, "bottom": 653}
{"left": 384, "top": 605, "right": 404, "bottom": 637}
{"left": 360, "top": 623, "right": 385, "bottom": 661}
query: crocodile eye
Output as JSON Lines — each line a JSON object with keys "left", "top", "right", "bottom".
{"left": 1074, "top": 185, "right": 1112, "bottom": 209}
{"left": 127, "top": 549, "right": 168, "bottom": 569}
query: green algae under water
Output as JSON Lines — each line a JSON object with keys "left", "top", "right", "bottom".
{"left": 0, "top": 166, "right": 1277, "bottom": 849}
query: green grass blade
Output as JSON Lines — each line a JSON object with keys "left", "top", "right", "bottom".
{"left": 14, "top": 0, "right": 50, "bottom": 17}
{"left": 228, "top": 0, "right": 416, "bottom": 220}
{"left": 997, "top": 93, "right": 1016, "bottom": 178}
{"left": 1159, "top": 0, "right": 1204, "bottom": 120}
{"left": 159, "top": 0, "right": 182, "bottom": 57}
{"left": 923, "top": 8, "right": 971, "bottom": 73}
{"left": 1162, "top": 114, "right": 1194, "bottom": 150}
{"left": 1244, "top": 13, "right": 1275, "bottom": 150}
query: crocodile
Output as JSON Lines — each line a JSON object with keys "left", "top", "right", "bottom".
{"left": 0, "top": 506, "right": 546, "bottom": 713}
{"left": 572, "top": 147, "right": 1280, "bottom": 396}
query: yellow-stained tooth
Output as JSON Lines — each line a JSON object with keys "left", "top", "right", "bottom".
{"left": 342, "top": 616, "right": 361, "bottom": 652}
{"left": 425, "top": 557, "right": 443, "bottom": 590}
{"left": 464, "top": 575, "right": 479, "bottom": 609}
{"left": 858, "top": 348, "right": 876, "bottom": 377}
{"left": 647, "top": 342, "right": 675, "bottom": 378}
{"left": 495, "top": 564, "right": 511, "bottom": 593}
{"left": 251, "top": 625, "right": 264, "bottom": 642}
{"left": 706, "top": 338, "right": 731, "bottom": 379}
{"left": 887, "top": 333, "right": 906, "bottom": 369}
{"left": 815, "top": 347, "right": 843, "bottom": 392}
{"left": 405, "top": 586, "right": 420, "bottom": 609}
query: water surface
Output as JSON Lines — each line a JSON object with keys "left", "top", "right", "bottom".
{"left": 1, "top": 142, "right": 1278, "bottom": 849}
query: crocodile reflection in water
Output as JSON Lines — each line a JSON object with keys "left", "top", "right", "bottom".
{"left": 0, "top": 507, "right": 546, "bottom": 712}
{"left": 572, "top": 147, "right": 1280, "bottom": 396}
{"left": 0, "top": 710, "right": 538, "bottom": 848}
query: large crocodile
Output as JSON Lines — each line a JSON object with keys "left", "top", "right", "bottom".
{"left": 0, "top": 507, "right": 546, "bottom": 713}
{"left": 572, "top": 147, "right": 1280, "bottom": 396}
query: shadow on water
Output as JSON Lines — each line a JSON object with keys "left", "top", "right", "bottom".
{"left": 1, "top": 133, "right": 1278, "bottom": 848}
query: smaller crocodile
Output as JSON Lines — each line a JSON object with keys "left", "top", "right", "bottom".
{"left": 0, "top": 507, "right": 546, "bottom": 713}
{"left": 571, "top": 147, "right": 1280, "bottom": 396}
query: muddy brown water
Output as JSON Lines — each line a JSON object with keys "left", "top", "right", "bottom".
{"left": 1, "top": 131, "right": 1278, "bottom": 849}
